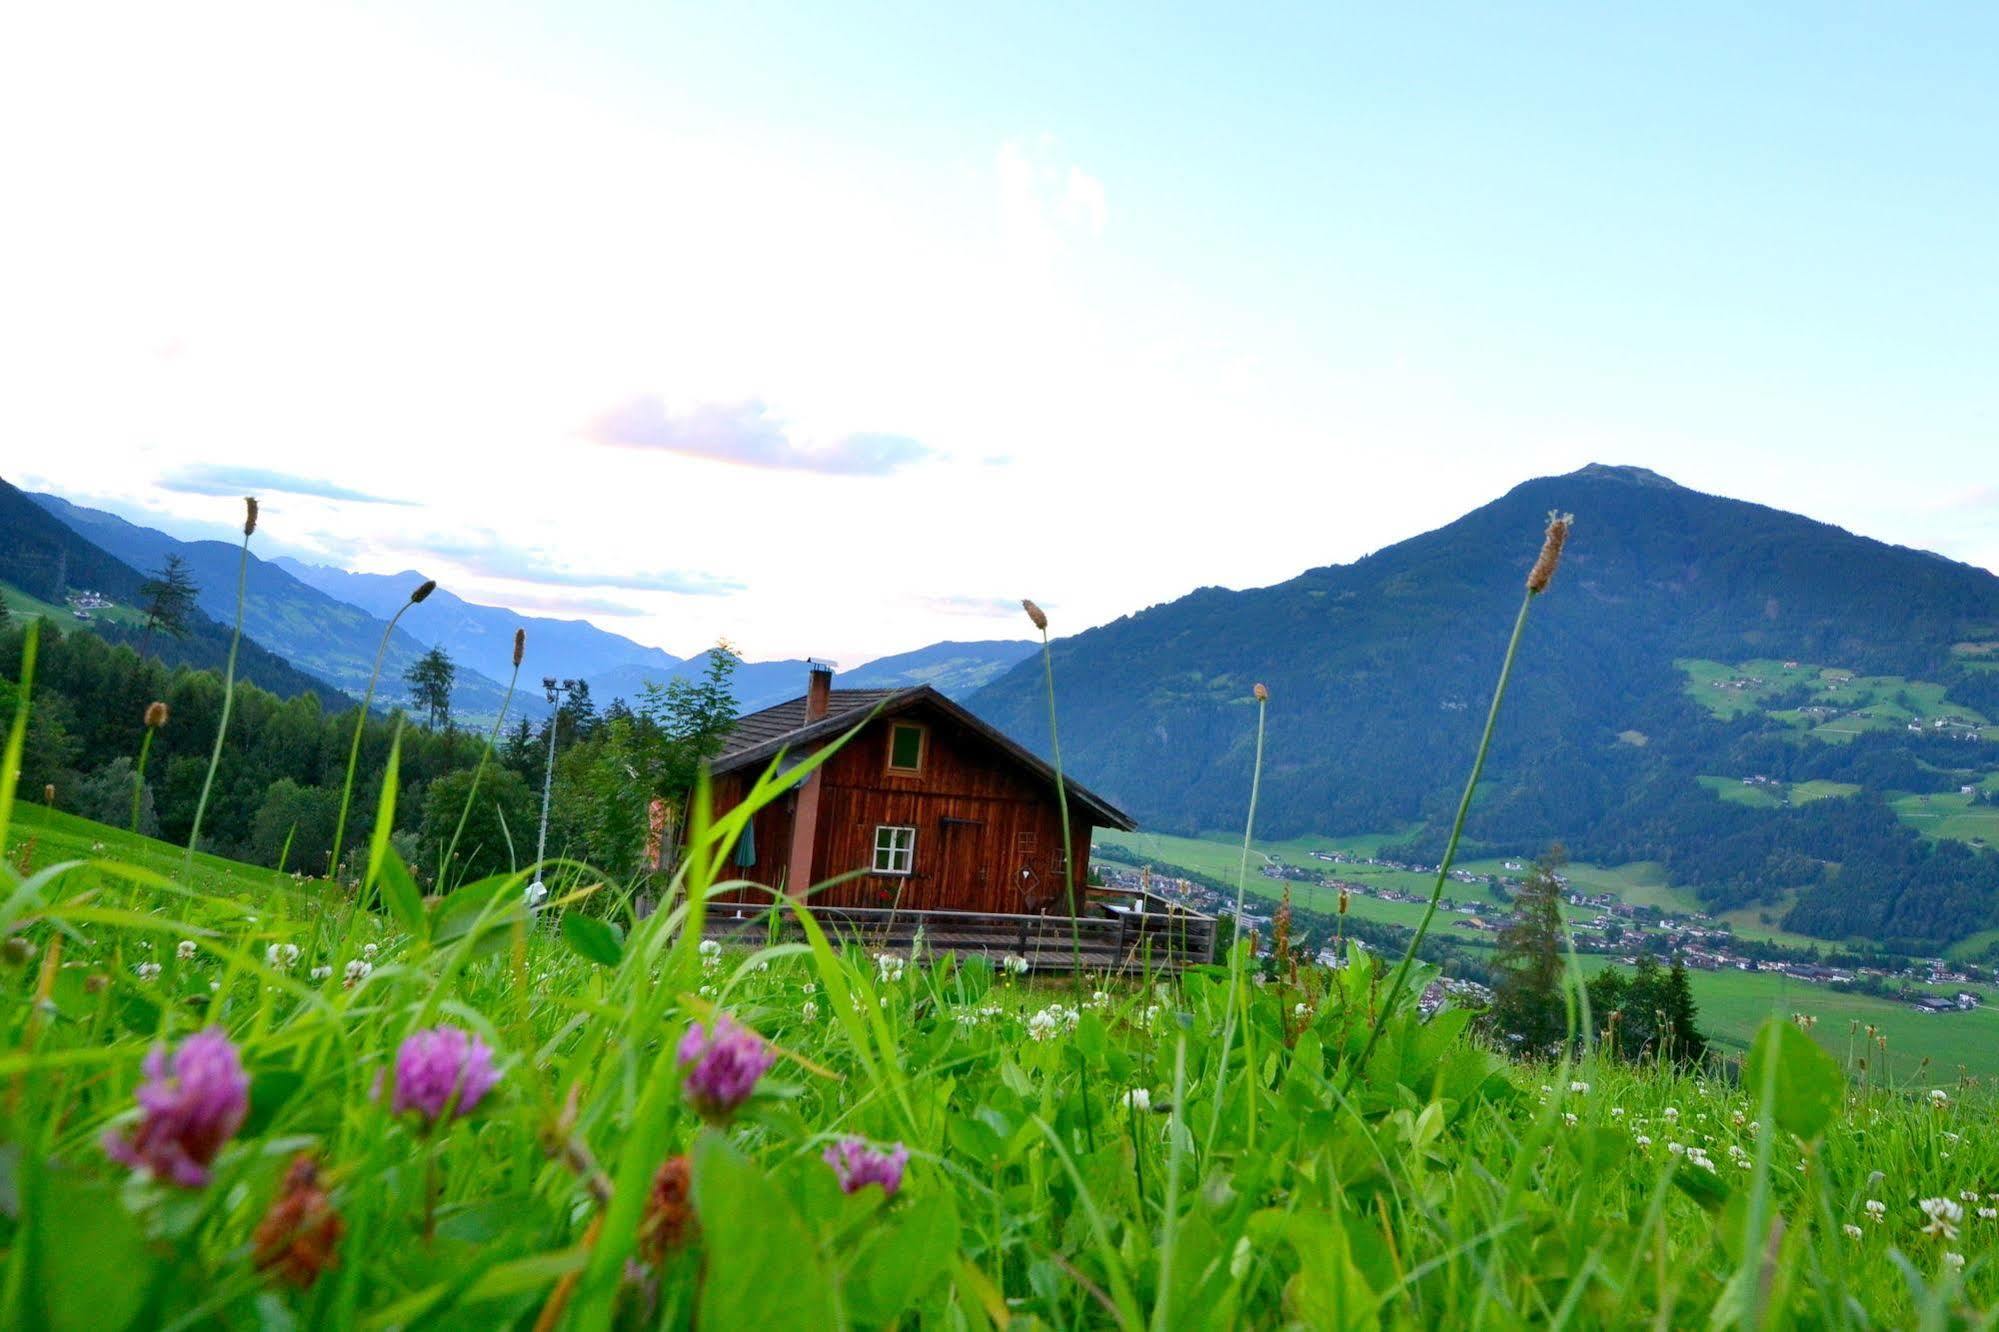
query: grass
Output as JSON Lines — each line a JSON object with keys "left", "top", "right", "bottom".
{"left": 1892, "top": 791, "right": 1999, "bottom": 847}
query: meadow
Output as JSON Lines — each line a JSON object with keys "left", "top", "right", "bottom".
{"left": 9, "top": 516, "right": 1999, "bottom": 1329}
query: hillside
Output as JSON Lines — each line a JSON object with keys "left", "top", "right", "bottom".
{"left": 0, "top": 478, "right": 347, "bottom": 706}
{"left": 28, "top": 492, "right": 532, "bottom": 722}
{"left": 970, "top": 465, "right": 1999, "bottom": 946}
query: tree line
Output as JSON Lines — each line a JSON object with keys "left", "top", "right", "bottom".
{"left": 0, "top": 618, "right": 738, "bottom": 890}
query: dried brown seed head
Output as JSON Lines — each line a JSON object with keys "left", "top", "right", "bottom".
{"left": 1527, "top": 511, "right": 1574, "bottom": 595}
{"left": 145, "top": 700, "right": 170, "bottom": 729}
{"left": 639, "top": 1154, "right": 696, "bottom": 1263}
{"left": 1253, "top": 683, "right": 1269, "bottom": 702}
{"left": 1022, "top": 599, "right": 1048, "bottom": 632}
{"left": 512, "top": 628, "right": 526, "bottom": 667}
{"left": 410, "top": 579, "right": 437, "bottom": 604}
{"left": 252, "top": 1153, "right": 344, "bottom": 1288}
{"left": 243, "top": 497, "right": 259, "bottom": 536}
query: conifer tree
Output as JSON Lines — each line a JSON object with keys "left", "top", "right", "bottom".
{"left": 1490, "top": 846, "right": 1571, "bottom": 1052}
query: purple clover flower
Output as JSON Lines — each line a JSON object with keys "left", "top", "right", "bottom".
{"left": 103, "top": 1027, "right": 249, "bottom": 1188}
{"left": 390, "top": 1026, "right": 500, "bottom": 1126}
{"left": 676, "top": 1013, "right": 773, "bottom": 1121}
{"left": 822, "top": 1136, "right": 909, "bottom": 1197}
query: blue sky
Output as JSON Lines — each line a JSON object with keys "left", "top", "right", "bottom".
{"left": 3, "top": 3, "right": 1993, "bottom": 666}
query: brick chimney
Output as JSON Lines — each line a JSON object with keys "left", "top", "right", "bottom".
{"left": 804, "top": 659, "right": 833, "bottom": 721}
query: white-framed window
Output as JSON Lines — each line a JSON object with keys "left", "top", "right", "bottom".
{"left": 872, "top": 824, "right": 916, "bottom": 875}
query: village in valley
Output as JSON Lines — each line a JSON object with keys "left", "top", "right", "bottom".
{"left": 1093, "top": 842, "right": 1992, "bottom": 1017}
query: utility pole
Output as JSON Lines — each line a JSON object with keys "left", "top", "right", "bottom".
{"left": 528, "top": 676, "right": 578, "bottom": 909}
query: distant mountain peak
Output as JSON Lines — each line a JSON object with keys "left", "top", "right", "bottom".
{"left": 1567, "top": 462, "right": 1682, "bottom": 488}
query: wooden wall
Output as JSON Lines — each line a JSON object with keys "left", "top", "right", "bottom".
{"left": 706, "top": 703, "right": 1099, "bottom": 915}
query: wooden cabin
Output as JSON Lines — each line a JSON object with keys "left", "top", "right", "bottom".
{"left": 701, "top": 664, "right": 1215, "bottom": 971}
{"left": 708, "top": 663, "right": 1132, "bottom": 911}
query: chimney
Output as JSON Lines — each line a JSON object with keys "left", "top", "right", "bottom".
{"left": 804, "top": 659, "right": 833, "bottom": 721}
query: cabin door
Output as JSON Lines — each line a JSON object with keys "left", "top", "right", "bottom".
{"left": 937, "top": 816, "right": 990, "bottom": 912}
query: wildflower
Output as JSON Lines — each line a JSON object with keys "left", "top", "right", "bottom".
{"left": 103, "top": 1027, "right": 249, "bottom": 1187}
{"left": 265, "top": 943, "right": 300, "bottom": 973}
{"left": 1945, "top": 1251, "right": 1966, "bottom": 1271}
{"left": 177, "top": 940, "right": 198, "bottom": 962}
{"left": 1842, "top": 1223, "right": 1863, "bottom": 1240}
{"left": 343, "top": 959, "right": 372, "bottom": 988}
{"left": 1731, "top": 1109, "right": 1746, "bottom": 1126}
{"left": 1563, "top": 1113, "right": 1578, "bottom": 1128}
{"left": 1865, "top": 1199, "right": 1886, "bottom": 1223}
{"left": 1526, "top": 511, "right": 1573, "bottom": 595}
{"left": 389, "top": 1026, "right": 500, "bottom": 1126}
{"left": 802, "top": 980, "right": 817, "bottom": 995}
{"left": 1661, "top": 1106, "right": 1680, "bottom": 1123}
{"left": 1293, "top": 1002, "right": 1310, "bottom": 1017}
{"left": 1568, "top": 1081, "right": 1590, "bottom": 1095}
{"left": 362, "top": 943, "right": 378, "bottom": 959}
{"left": 1920, "top": 1197, "right": 1963, "bottom": 1240}
{"left": 135, "top": 961, "right": 161, "bottom": 982}
{"left": 146, "top": 700, "right": 170, "bottom": 729}
{"left": 698, "top": 939, "right": 722, "bottom": 957}
{"left": 1002, "top": 953, "right": 1029, "bottom": 976}
{"left": 699, "top": 984, "right": 717, "bottom": 998}
{"left": 677, "top": 1013, "right": 773, "bottom": 1122}
{"left": 1635, "top": 1134, "right": 1654, "bottom": 1147}
{"left": 1964, "top": 1190, "right": 1981, "bottom": 1202}
{"left": 1253, "top": 682, "right": 1269, "bottom": 702}
{"left": 638, "top": 1156, "right": 696, "bottom": 1263}
{"left": 1122, "top": 1087, "right": 1152, "bottom": 1112}
{"left": 1980, "top": 1208, "right": 1997, "bottom": 1221}
{"left": 252, "top": 1154, "right": 343, "bottom": 1288}
{"left": 800, "top": 1000, "right": 819, "bottom": 1022}
{"left": 309, "top": 965, "right": 332, "bottom": 983}
{"left": 1021, "top": 599, "right": 1048, "bottom": 631}
{"left": 823, "top": 1137, "right": 909, "bottom": 1197}
{"left": 875, "top": 953, "right": 905, "bottom": 983}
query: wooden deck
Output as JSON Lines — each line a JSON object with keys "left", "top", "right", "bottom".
{"left": 699, "top": 889, "right": 1217, "bottom": 974}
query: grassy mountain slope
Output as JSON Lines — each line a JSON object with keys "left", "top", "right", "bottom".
{"left": 1, "top": 478, "right": 347, "bottom": 705}
{"left": 969, "top": 464, "right": 1999, "bottom": 944}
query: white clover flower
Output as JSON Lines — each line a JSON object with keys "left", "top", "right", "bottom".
{"left": 801, "top": 1000, "right": 819, "bottom": 1022}
{"left": 803, "top": 980, "right": 818, "bottom": 995}
{"left": 1667, "top": 1141, "right": 1686, "bottom": 1157}
{"left": 265, "top": 943, "right": 300, "bottom": 972}
{"left": 309, "top": 965, "right": 333, "bottom": 983}
{"left": 362, "top": 942, "right": 378, "bottom": 959}
{"left": 1945, "top": 1251, "right": 1966, "bottom": 1271}
{"left": 1920, "top": 1197, "right": 1963, "bottom": 1240}
{"left": 1964, "top": 1190, "right": 1981, "bottom": 1203}
{"left": 1141, "top": 1003, "right": 1163, "bottom": 1029}
{"left": 1661, "top": 1107, "right": 1680, "bottom": 1122}
{"left": 1842, "top": 1223, "right": 1863, "bottom": 1240}
{"left": 1122, "top": 1088, "right": 1152, "bottom": 1112}
{"left": 1979, "top": 1207, "right": 1996, "bottom": 1221}
{"left": 1090, "top": 990, "right": 1110, "bottom": 1008}
{"left": 344, "top": 959, "right": 372, "bottom": 988}
{"left": 177, "top": 940, "right": 198, "bottom": 962}
{"left": 1563, "top": 1113, "right": 1578, "bottom": 1128}
{"left": 1002, "top": 954, "right": 1029, "bottom": 976}
{"left": 1294, "top": 1002, "right": 1310, "bottom": 1017}
{"left": 1635, "top": 1134, "right": 1653, "bottom": 1147}
{"left": 1569, "top": 1081, "right": 1590, "bottom": 1095}
{"left": 1731, "top": 1109, "right": 1746, "bottom": 1126}
{"left": 1610, "top": 1106, "right": 1625, "bottom": 1118}
{"left": 1931, "top": 1088, "right": 1951, "bottom": 1106}
{"left": 1027, "top": 1010, "right": 1061, "bottom": 1042}
{"left": 134, "top": 961, "right": 161, "bottom": 982}
{"left": 699, "top": 984, "right": 718, "bottom": 999}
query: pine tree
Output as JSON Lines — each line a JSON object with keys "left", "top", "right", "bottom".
{"left": 1659, "top": 956, "right": 1708, "bottom": 1065}
{"left": 137, "top": 554, "right": 199, "bottom": 655}
{"left": 1490, "top": 846, "right": 1571, "bottom": 1053}
{"left": 403, "top": 646, "right": 456, "bottom": 731}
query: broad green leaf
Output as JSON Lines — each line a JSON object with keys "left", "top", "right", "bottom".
{"left": 846, "top": 1188, "right": 957, "bottom": 1324}
{"left": 692, "top": 1131, "right": 838, "bottom": 1331}
{"left": 375, "top": 845, "right": 425, "bottom": 940}
{"left": 560, "top": 913, "right": 624, "bottom": 967}
{"left": 1744, "top": 1017, "right": 1842, "bottom": 1140}
{"left": 240, "top": 1068, "right": 305, "bottom": 1137}
{"left": 38, "top": 1169, "right": 155, "bottom": 1332}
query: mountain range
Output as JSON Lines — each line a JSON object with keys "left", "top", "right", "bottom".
{"left": 967, "top": 465, "right": 1999, "bottom": 947}
{"left": 9, "top": 487, "right": 1035, "bottom": 721}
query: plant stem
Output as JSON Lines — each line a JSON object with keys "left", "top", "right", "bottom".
{"left": 439, "top": 658, "right": 520, "bottom": 888}
{"left": 1036, "top": 626, "right": 1084, "bottom": 996}
{"left": 1206, "top": 692, "right": 1266, "bottom": 1155}
{"left": 1348, "top": 590, "right": 1536, "bottom": 1087}
{"left": 130, "top": 728, "right": 155, "bottom": 834}
{"left": 182, "top": 527, "right": 251, "bottom": 883}
{"left": 330, "top": 599, "right": 417, "bottom": 879}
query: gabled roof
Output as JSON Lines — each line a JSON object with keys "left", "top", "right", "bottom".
{"left": 711, "top": 685, "right": 1137, "bottom": 830}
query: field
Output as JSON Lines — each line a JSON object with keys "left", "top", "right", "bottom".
{"left": 1893, "top": 791, "right": 1999, "bottom": 847}
{"left": 12, "top": 778, "right": 1999, "bottom": 1327}
{"left": 0, "top": 580, "right": 146, "bottom": 630}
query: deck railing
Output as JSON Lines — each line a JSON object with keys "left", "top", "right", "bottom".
{"left": 700, "top": 891, "right": 1217, "bottom": 973}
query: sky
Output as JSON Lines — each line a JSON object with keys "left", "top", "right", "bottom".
{"left": 3, "top": 2, "right": 1995, "bottom": 670}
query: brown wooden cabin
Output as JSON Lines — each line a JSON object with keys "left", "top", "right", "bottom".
{"left": 708, "top": 662, "right": 1132, "bottom": 911}
{"left": 700, "top": 664, "right": 1215, "bottom": 971}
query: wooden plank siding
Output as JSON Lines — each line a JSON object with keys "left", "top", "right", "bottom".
{"left": 709, "top": 702, "right": 1097, "bottom": 915}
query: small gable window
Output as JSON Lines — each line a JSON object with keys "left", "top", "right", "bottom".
{"left": 887, "top": 722, "right": 927, "bottom": 774}
{"left": 873, "top": 825, "right": 916, "bottom": 875}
